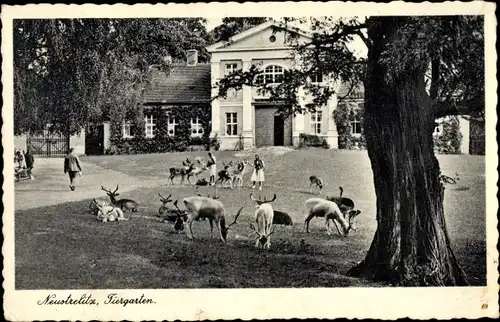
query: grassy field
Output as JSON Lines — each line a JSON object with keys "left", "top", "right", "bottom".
{"left": 15, "top": 149, "right": 486, "bottom": 289}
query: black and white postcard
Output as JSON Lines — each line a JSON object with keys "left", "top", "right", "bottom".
{"left": 2, "top": 1, "right": 498, "bottom": 320}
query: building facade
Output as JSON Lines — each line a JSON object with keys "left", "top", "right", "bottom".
{"left": 206, "top": 20, "right": 340, "bottom": 151}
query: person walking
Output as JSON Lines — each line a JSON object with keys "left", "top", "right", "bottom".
{"left": 207, "top": 152, "right": 217, "bottom": 186}
{"left": 64, "top": 147, "right": 82, "bottom": 191}
{"left": 250, "top": 154, "right": 265, "bottom": 190}
{"left": 24, "top": 148, "right": 35, "bottom": 180}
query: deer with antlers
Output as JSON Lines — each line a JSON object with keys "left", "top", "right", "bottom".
{"left": 101, "top": 185, "right": 139, "bottom": 212}
{"left": 186, "top": 158, "right": 209, "bottom": 184}
{"left": 169, "top": 160, "right": 195, "bottom": 185}
{"left": 249, "top": 193, "right": 277, "bottom": 249}
{"left": 180, "top": 194, "right": 243, "bottom": 243}
{"left": 304, "top": 198, "right": 361, "bottom": 236}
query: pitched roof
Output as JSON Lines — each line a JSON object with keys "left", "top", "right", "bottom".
{"left": 143, "top": 64, "right": 211, "bottom": 104}
{"left": 206, "top": 20, "right": 312, "bottom": 52}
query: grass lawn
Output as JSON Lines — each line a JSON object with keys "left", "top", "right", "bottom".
{"left": 15, "top": 149, "right": 486, "bottom": 289}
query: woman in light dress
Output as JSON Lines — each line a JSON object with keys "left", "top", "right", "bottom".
{"left": 250, "top": 154, "right": 265, "bottom": 190}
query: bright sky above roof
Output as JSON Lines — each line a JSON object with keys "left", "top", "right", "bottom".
{"left": 204, "top": 17, "right": 368, "bottom": 59}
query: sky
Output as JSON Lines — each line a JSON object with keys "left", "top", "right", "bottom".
{"left": 203, "top": 17, "right": 368, "bottom": 58}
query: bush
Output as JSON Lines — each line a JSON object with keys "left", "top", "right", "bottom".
{"left": 299, "top": 133, "right": 323, "bottom": 148}
{"left": 333, "top": 101, "right": 366, "bottom": 150}
{"left": 434, "top": 116, "right": 463, "bottom": 154}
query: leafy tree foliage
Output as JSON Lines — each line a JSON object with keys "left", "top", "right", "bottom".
{"left": 210, "top": 17, "right": 269, "bottom": 43}
{"left": 14, "top": 18, "right": 212, "bottom": 136}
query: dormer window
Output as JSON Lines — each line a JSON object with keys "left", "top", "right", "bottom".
{"left": 310, "top": 73, "right": 323, "bottom": 84}
{"left": 269, "top": 35, "right": 276, "bottom": 43}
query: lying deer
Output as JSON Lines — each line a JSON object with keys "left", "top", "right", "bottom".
{"left": 92, "top": 198, "right": 128, "bottom": 223}
{"left": 304, "top": 198, "right": 361, "bottom": 236}
{"left": 249, "top": 193, "right": 277, "bottom": 249}
{"left": 101, "top": 185, "right": 139, "bottom": 212}
{"left": 181, "top": 195, "right": 243, "bottom": 243}
{"left": 89, "top": 199, "right": 108, "bottom": 216}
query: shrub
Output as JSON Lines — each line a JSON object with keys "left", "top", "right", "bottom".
{"left": 333, "top": 100, "right": 366, "bottom": 150}
{"left": 434, "top": 116, "right": 463, "bottom": 154}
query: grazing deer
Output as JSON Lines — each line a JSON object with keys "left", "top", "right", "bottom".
{"left": 309, "top": 175, "right": 325, "bottom": 194}
{"left": 304, "top": 198, "right": 361, "bottom": 236}
{"left": 92, "top": 198, "right": 128, "bottom": 223}
{"left": 170, "top": 200, "right": 188, "bottom": 232}
{"left": 101, "top": 185, "right": 139, "bottom": 212}
{"left": 326, "top": 186, "right": 355, "bottom": 212}
{"left": 169, "top": 162, "right": 195, "bottom": 185}
{"left": 186, "top": 159, "right": 209, "bottom": 184}
{"left": 249, "top": 193, "right": 277, "bottom": 249}
{"left": 181, "top": 195, "right": 244, "bottom": 243}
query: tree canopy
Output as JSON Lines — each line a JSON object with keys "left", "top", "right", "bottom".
{"left": 14, "top": 18, "right": 212, "bottom": 136}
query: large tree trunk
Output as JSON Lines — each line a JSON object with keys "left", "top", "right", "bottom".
{"left": 347, "top": 18, "right": 468, "bottom": 286}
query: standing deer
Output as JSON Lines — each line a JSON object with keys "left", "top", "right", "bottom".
{"left": 169, "top": 162, "right": 195, "bottom": 185}
{"left": 186, "top": 159, "right": 209, "bottom": 184}
{"left": 101, "top": 185, "right": 139, "bottom": 212}
{"left": 181, "top": 195, "right": 243, "bottom": 243}
{"left": 249, "top": 193, "right": 277, "bottom": 249}
{"left": 304, "top": 198, "right": 361, "bottom": 236}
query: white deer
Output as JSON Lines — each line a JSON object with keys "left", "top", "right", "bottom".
{"left": 249, "top": 193, "right": 277, "bottom": 249}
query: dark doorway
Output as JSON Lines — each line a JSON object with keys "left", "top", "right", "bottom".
{"left": 274, "top": 115, "right": 285, "bottom": 146}
{"left": 85, "top": 124, "right": 104, "bottom": 155}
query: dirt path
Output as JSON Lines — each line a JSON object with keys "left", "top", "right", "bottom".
{"left": 14, "top": 158, "right": 162, "bottom": 211}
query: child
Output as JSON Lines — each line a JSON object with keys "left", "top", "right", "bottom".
{"left": 250, "top": 154, "right": 265, "bottom": 190}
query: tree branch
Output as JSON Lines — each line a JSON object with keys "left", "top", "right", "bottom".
{"left": 433, "top": 96, "right": 484, "bottom": 119}
{"left": 354, "top": 30, "right": 372, "bottom": 51}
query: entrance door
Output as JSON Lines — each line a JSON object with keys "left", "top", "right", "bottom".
{"left": 85, "top": 124, "right": 105, "bottom": 155}
{"left": 274, "top": 115, "right": 284, "bottom": 146}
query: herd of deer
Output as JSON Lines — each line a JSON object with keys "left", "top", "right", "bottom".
{"left": 168, "top": 157, "right": 250, "bottom": 189}
{"left": 88, "top": 180, "right": 362, "bottom": 250}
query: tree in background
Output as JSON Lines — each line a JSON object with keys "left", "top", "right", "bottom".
{"left": 215, "top": 16, "right": 484, "bottom": 286}
{"left": 14, "top": 18, "right": 212, "bottom": 136}
{"left": 209, "top": 17, "right": 269, "bottom": 43}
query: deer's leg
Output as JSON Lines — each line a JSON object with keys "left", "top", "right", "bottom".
{"left": 186, "top": 216, "right": 196, "bottom": 239}
{"left": 309, "top": 182, "right": 313, "bottom": 193}
{"left": 304, "top": 213, "right": 315, "bottom": 233}
{"left": 209, "top": 218, "right": 214, "bottom": 238}
{"left": 325, "top": 216, "right": 332, "bottom": 235}
{"left": 333, "top": 219, "right": 343, "bottom": 236}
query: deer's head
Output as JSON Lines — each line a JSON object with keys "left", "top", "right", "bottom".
{"left": 220, "top": 207, "right": 244, "bottom": 242}
{"left": 250, "top": 193, "right": 277, "bottom": 207}
{"left": 343, "top": 209, "right": 361, "bottom": 235}
{"left": 249, "top": 222, "right": 276, "bottom": 246}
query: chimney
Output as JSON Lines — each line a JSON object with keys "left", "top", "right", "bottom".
{"left": 186, "top": 49, "right": 198, "bottom": 66}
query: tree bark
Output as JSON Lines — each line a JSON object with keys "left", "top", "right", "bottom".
{"left": 347, "top": 18, "right": 468, "bottom": 286}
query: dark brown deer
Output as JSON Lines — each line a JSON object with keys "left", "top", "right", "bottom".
{"left": 101, "top": 185, "right": 139, "bottom": 212}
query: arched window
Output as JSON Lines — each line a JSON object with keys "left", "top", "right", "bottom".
{"left": 255, "top": 65, "right": 285, "bottom": 85}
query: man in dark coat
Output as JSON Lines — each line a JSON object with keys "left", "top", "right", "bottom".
{"left": 24, "top": 148, "right": 35, "bottom": 180}
{"left": 64, "top": 147, "right": 82, "bottom": 191}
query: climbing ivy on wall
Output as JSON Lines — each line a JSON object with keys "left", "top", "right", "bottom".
{"left": 433, "top": 116, "right": 463, "bottom": 154}
{"left": 333, "top": 100, "right": 366, "bottom": 149}
{"left": 108, "top": 104, "right": 220, "bottom": 154}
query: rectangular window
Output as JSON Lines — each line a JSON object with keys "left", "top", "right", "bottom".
{"left": 167, "top": 117, "right": 178, "bottom": 136}
{"left": 310, "top": 73, "right": 323, "bottom": 84}
{"left": 311, "top": 111, "right": 322, "bottom": 134}
{"left": 225, "top": 63, "right": 238, "bottom": 76}
{"left": 145, "top": 115, "right": 155, "bottom": 138}
{"left": 351, "top": 118, "right": 362, "bottom": 135}
{"left": 122, "top": 121, "right": 134, "bottom": 138}
{"left": 225, "top": 112, "right": 238, "bottom": 136}
{"left": 190, "top": 117, "right": 203, "bottom": 137}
